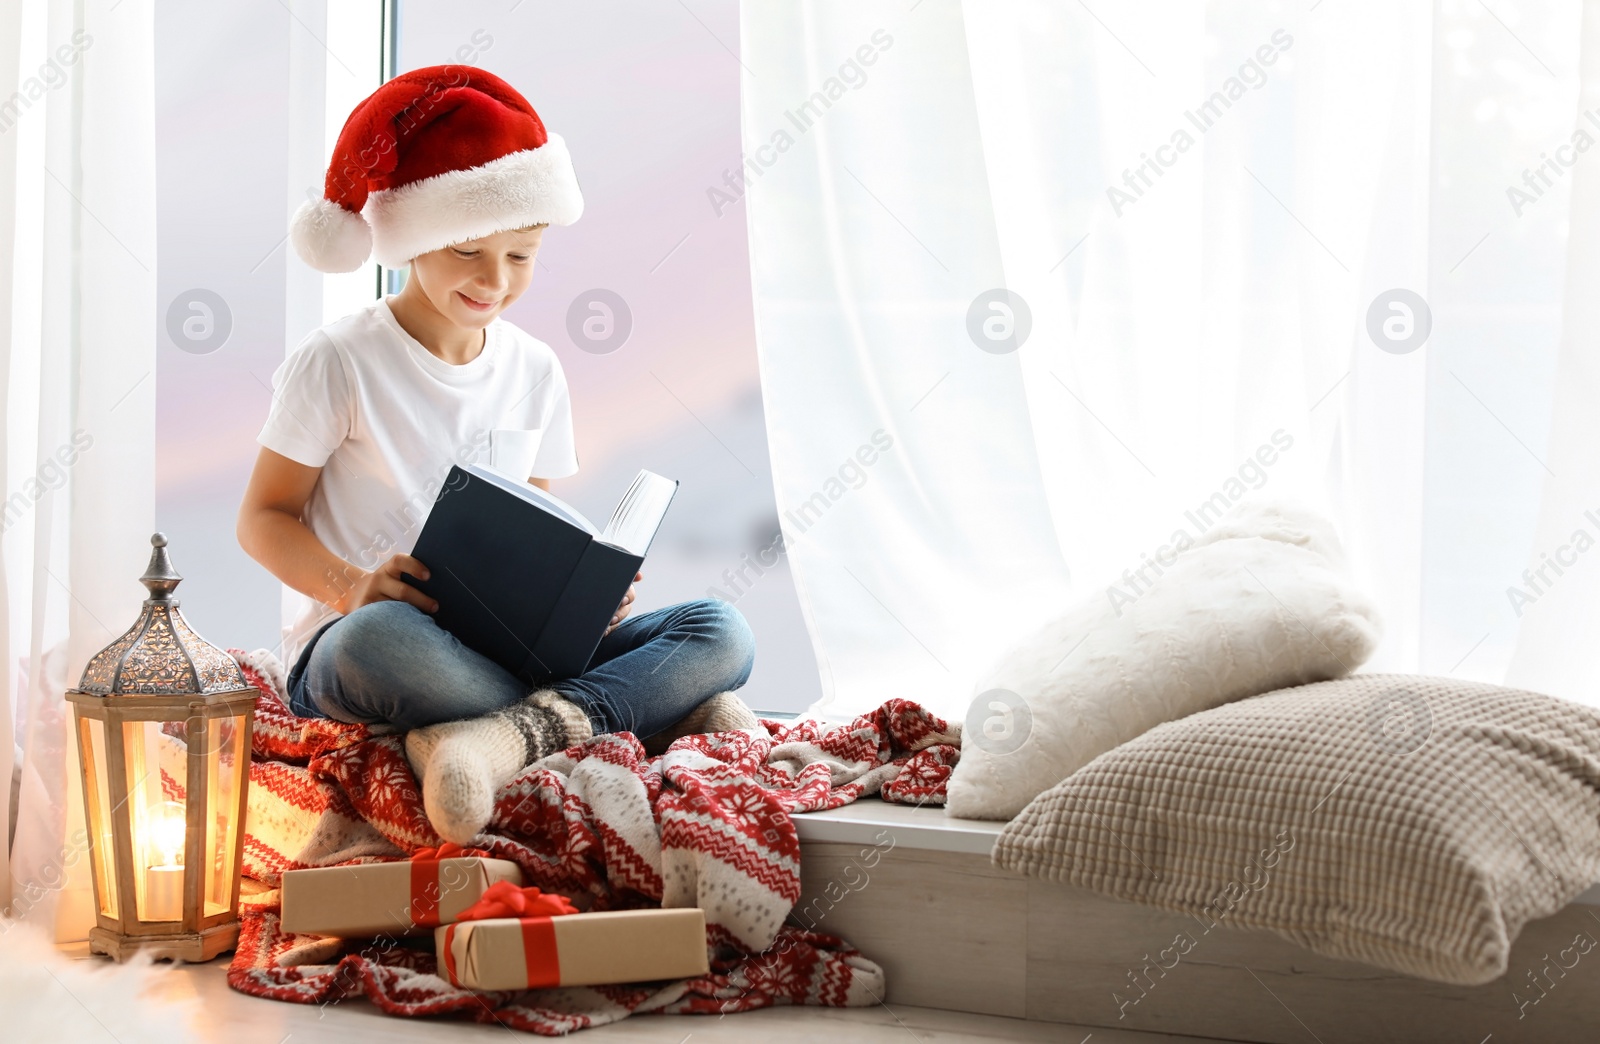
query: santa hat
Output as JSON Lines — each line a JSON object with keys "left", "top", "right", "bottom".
{"left": 289, "top": 65, "right": 583, "bottom": 273}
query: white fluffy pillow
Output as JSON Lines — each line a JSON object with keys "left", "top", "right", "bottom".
{"left": 945, "top": 500, "right": 1381, "bottom": 820}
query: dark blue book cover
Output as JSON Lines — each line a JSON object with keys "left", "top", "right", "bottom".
{"left": 402, "top": 463, "right": 677, "bottom": 684}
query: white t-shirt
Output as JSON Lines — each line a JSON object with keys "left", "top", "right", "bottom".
{"left": 256, "top": 295, "right": 580, "bottom": 667}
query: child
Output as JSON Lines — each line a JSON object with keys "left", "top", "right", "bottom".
{"left": 237, "top": 65, "right": 759, "bottom": 844}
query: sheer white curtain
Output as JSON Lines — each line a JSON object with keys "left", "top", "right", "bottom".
{"left": 742, "top": 0, "right": 1596, "bottom": 721}
{"left": 1504, "top": 1, "right": 1600, "bottom": 702}
{"left": 0, "top": 0, "right": 156, "bottom": 937}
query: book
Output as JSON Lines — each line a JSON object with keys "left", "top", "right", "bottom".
{"left": 401, "top": 463, "right": 679, "bottom": 684}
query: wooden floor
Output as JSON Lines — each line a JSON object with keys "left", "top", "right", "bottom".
{"left": 126, "top": 955, "right": 1236, "bottom": 1042}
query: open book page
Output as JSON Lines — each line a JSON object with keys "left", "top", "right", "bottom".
{"left": 463, "top": 463, "right": 599, "bottom": 536}
{"left": 600, "top": 470, "right": 679, "bottom": 556}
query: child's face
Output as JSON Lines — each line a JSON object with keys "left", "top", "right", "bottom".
{"left": 407, "top": 226, "right": 545, "bottom": 329}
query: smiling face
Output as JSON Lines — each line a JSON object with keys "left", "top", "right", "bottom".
{"left": 405, "top": 225, "right": 545, "bottom": 330}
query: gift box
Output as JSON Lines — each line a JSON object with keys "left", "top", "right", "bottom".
{"left": 280, "top": 844, "right": 524, "bottom": 938}
{"left": 435, "top": 882, "right": 709, "bottom": 990}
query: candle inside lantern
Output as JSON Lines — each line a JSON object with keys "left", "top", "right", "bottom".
{"left": 143, "top": 800, "right": 186, "bottom": 922}
{"left": 144, "top": 864, "right": 183, "bottom": 922}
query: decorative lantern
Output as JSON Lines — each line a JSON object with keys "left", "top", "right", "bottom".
{"left": 66, "top": 533, "right": 258, "bottom": 962}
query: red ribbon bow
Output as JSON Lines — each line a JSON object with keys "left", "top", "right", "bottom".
{"left": 456, "top": 879, "right": 579, "bottom": 922}
{"left": 411, "top": 841, "right": 492, "bottom": 861}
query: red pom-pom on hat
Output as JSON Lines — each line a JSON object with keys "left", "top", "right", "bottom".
{"left": 290, "top": 65, "right": 583, "bottom": 273}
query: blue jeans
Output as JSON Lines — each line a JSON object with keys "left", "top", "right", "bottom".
{"left": 284, "top": 597, "right": 756, "bottom": 736}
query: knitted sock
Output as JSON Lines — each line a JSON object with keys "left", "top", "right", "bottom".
{"left": 641, "top": 690, "right": 762, "bottom": 757}
{"left": 404, "top": 689, "right": 594, "bottom": 845}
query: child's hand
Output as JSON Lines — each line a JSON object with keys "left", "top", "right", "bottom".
{"left": 334, "top": 553, "right": 439, "bottom": 616}
{"left": 602, "top": 570, "right": 643, "bottom": 638}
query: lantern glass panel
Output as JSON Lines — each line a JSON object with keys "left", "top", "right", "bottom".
{"left": 202, "top": 713, "right": 248, "bottom": 916}
{"left": 121, "top": 719, "right": 188, "bottom": 924}
{"left": 78, "top": 716, "right": 118, "bottom": 920}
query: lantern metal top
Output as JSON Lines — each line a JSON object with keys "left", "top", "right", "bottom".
{"left": 75, "top": 532, "right": 250, "bottom": 697}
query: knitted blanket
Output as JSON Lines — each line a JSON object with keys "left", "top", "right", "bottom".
{"left": 224, "top": 648, "right": 960, "bottom": 1035}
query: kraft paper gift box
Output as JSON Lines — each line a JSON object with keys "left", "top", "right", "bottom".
{"left": 280, "top": 846, "right": 524, "bottom": 938}
{"left": 437, "top": 907, "right": 710, "bottom": 990}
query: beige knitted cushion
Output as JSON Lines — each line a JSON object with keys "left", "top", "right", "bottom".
{"left": 994, "top": 674, "right": 1600, "bottom": 985}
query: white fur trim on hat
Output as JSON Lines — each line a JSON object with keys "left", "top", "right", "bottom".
{"left": 364, "top": 135, "right": 584, "bottom": 269}
{"left": 289, "top": 196, "right": 374, "bottom": 274}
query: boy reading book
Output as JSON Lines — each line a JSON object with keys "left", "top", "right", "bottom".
{"left": 237, "top": 65, "right": 758, "bottom": 844}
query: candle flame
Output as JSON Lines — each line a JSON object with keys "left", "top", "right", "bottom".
{"left": 147, "top": 800, "right": 185, "bottom": 868}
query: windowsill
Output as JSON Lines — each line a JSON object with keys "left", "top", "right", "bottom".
{"left": 792, "top": 796, "right": 1003, "bottom": 856}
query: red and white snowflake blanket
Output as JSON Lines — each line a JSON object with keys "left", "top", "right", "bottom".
{"left": 224, "top": 648, "right": 961, "bottom": 1035}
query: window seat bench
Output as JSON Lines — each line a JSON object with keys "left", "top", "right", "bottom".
{"left": 792, "top": 798, "right": 1600, "bottom": 1043}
